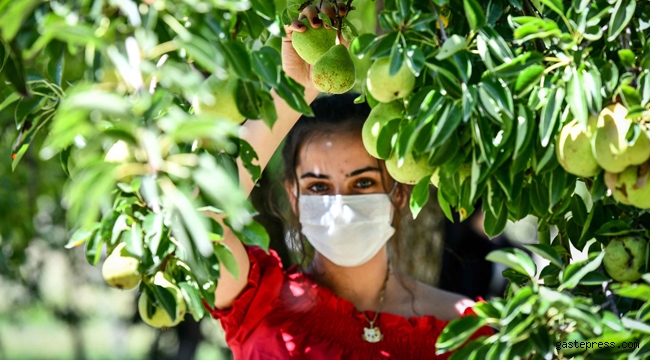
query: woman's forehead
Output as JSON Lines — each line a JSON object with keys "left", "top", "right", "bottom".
{"left": 296, "top": 134, "right": 381, "bottom": 175}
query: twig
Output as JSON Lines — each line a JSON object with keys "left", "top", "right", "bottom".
{"left": 429, "top": 0, "right": 447, "bottom": 41}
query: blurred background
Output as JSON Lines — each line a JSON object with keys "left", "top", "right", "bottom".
{"left": 0, "top": 0, "right": 559, "bottom": 359}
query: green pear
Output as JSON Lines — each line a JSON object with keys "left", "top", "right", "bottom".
{"left": 556, "top": 117, "right": 600, "bottom": 177}
{"left": 138, "top": 272, "right": 187, "bottom": 329}
{"left": 291, "top": 21, "right": 337, "bottom": 65}
{"left": 193, "top": 76, "right": 246, "bottom": 124}
{"left": 361, "top": 101, "right": 403, "bottom": 159}
{"left": 592, "top": 104, "right": 650, "bottom": 173}
{"left": 385, "top": 153, "right": 435, "bottom": 185}
{"left": 609, "top": 169, "right": 632, "bottom": 205}
{"left": 603, "top": 236, "right": 648, "bottom": 282}
{"left": 311, "top": 44, "right": 356, "bottom": 94}
{"left": 617, "top": 166, "right": 650, "bottom": 209}
{"left": 102, "top": 243, "right": 141, "bottom": 290}
{"left": 366, "top": 58, "right": 416, "bottom": 103}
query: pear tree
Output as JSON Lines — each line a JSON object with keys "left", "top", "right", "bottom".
{"left": 2, "top": 0, "right": 650, "bottom": 358}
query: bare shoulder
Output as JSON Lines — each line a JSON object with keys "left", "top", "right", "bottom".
{"left": 396, "top": 275, "right": 475, "bottom": 321}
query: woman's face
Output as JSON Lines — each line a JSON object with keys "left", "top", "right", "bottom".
{"left": 290, "top": 132, "right": 393, "bottom": 196}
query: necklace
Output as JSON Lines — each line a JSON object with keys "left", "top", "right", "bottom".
{"left": 361, "top": 261, "right": 390, "bottom": 343}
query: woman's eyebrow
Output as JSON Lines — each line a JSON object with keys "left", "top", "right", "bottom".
{"left": 300, "top": 172, "right": 329, "bottom": 179}
{"left": 346, "top": 167, "right": 382, "bottom": 177}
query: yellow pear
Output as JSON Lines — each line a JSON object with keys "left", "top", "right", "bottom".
{"left": 609, "top": 170, "right": 632, "bottom": 205}
{"left": 361, "top": 101, "right": 403, "bottom": 159}
{"left": 556, "top": 117, "right": 600, "bottom": 177}
{"left": 102, "top": 243, "right": 141, "bottom": 290}
{"left": 385, "top": 153, "right": 435, "bottom": 185}
{"left": 603, "top": 236, "right": 648, "bottom": 282}
{"left": 311, "top": 44, "right": 356, "bottom": 94}
{"left": 592, "top": 104, "right": 650, "bottom": 173}
{"left": 291, "top": 21, "right": 337, "bottom": 65}
{"left": 138, "top": 272, "right": 187, "bottom": 329}
{"left": 193, "top": 76, "right": 246, "bottom": 124}
{"left": 366, "top": 58, "right": 415, "bottom": 103}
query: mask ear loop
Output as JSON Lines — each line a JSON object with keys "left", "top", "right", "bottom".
{"left": 387, "top": 181, "right": 399, "bottom": 199}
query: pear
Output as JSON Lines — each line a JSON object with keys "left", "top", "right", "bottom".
{"left": 311, "top": 44, "right": 356, "bottom": 94}
{"left": 361, "top": 101, "right": 403, "bottom": 159}
{"left": 138, "top": 272, "right": 187, "bottom": 329}
{"left": 556, "top": 117, "right": 600, "bottom": 177}
{"left": 366, "top": 58, "right": 416, "bottom": 103}
{"left": 592, "top": 104, "right": 650, "bottom": 173}
{"left": 603, "top": 236, "right": 648, "bottom": 282}
{"left": 102, "top": 243, "right": 141, "bottom": 290}
{"left": 609, "top": 170, "right": 632, "bottom": 205}
{"left": 616, "top": 166, "right": 650, "bottom": 209}
{"left": 291, "top": 21, "right": 337, "bottom": 65}
{"left": 192, "top": 76, "right": 246, "bottom": 124}
{"left": 385, "top": 153, "right": 435, "bottom": 185}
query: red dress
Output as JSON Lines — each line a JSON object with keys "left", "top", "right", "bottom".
{"left": 205, "top": 246, "right": 493, "bottom": 359}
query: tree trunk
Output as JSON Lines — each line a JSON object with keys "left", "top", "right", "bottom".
{"left": 391, "top": 186, "right": 445, "bottom": 286}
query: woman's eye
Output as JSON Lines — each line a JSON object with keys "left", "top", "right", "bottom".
{"left": 308, "top": 183, "right": 329, "bottom": 193}
{"left": 356, "top": 179, "right": 374, "bottom": 188}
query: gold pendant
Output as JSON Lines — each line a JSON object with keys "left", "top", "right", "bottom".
{"left": 362, "top": 326, "right": 383, "bottom": 343}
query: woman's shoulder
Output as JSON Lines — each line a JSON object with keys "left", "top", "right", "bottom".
{"left": 395, "top": 275, "right": 476, "bottom": 321}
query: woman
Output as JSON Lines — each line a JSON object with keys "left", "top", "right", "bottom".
{"left": 204, "top": 7, "right": 492, "bottom": 359}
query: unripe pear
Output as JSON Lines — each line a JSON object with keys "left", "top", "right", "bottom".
{"left": 385, "top": 153, "right": 435, "bottom": 185}
{"left": 138, "top": 272, "right": 187, "bottom": 329}
{"left": 592, "top": 104, "right": 650, "bottom": 173}
{"left": 102, "top": 243, "right": 141, "bottom": 290}
{"left": 366, "top": 58, "right": 416, "bottom": 103}
{"left": 603, "top": 236, "right": 647, "bottom": 282}
{"left": 311, "top": 44, "right": 356, "bottom": 94}
{"left": 362, "top": 101, "right": 403, "bottom": 159}
{"left": 193, "top": 76, "right": 246, "bottom": 124}
{"left": 609, "top": 170, "right": 632, "bottom": 205}
{"left": 616, "top": 166, "right": 650, "bottom": 209}
{"left": 291, "top": 21, "right": 337, "bottom": 65}
{"left": 556, "top": 118, "right": 600, "bottom": 177}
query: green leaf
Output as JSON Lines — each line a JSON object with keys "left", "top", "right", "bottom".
{"left": 524, "top": 244, "right": 563, "bottom": 268}
{"left": 570, "top": 193, "right": 588, "bottom": 226}
{"left": 251, "top": 46, "right": 281, "bottom": 86}
{"left": 221, "top": 41, "right": 253, "bottom": 80}
{"left": 430, "top": 102, "right": 462, "bottom": 148}
{"left": 621, "top": 317, "right": 650, "bottom": 335}
{"left": 410, "top": 177, "right": 430, "bottom": 219}
{"left": 229, "top": 220, "right": 270, "bottom": 250}
{"left": 539, "top": 86, "right": 565, "bottom": 147}
{"left": 376, "top": 118, "right": 401, "bottom": 159}
{"left": 539, "top": 0, "right": 564, "bottom": 16}
{"left": 483, "top": 199, "right": 507, "bottom": 237}
{"left": 388, "top": 34, "right": 404, "bottom": 77}
{"left": 486, "top": 248, "right": 537, "bottom": 278}
{"left": 566, "top": 67, "right": 588, "bottom": 128}
{"left": 463, "top": 0, "right": 486, "bottom": 31}
{"left": 559, "top": 252, "right": 605, "bottom": 290}
{"left": 214, "top": 242, "right": 240, "bottom": 281}
{"left": 611, "top": 283, "right": 650, "bottom": 302}
{"left": 85, "top": 231, "right": 104, "bottom": 266}
{"left": 178, "top": 282, "right": 205, "bottom": 322}
{"left": 607, "top": 0, "right": 636, "bottom": 42}
{"left": 502, "top": 287, "right": 536, "bottom": 325}
{"left": 65, "top": 226, "right": 98, "bottom": 249}
{"left": 436, "top": 315, "right": 487, "bottom": 354}
{"left": 124, "top": 222, "right": 144, "bottom": 259}
{"left": 0, "top": 0, "right": 42, "bottom": 41}
{"left": 436, "top": 35, "right": 466, "bottom": 60}
{"left": 618, "top": 49, "right": 636, "bottom": 68}
{"left": 151, "top": 282, "right": 179, "bottom": 323}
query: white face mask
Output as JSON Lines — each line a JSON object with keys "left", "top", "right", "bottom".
{"left": 298, "top": 193, "right": 396, "bottom": 267}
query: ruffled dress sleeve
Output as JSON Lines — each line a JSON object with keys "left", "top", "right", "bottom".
{"left": 203, "top": 246, "right": 284, "bottom": 345}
